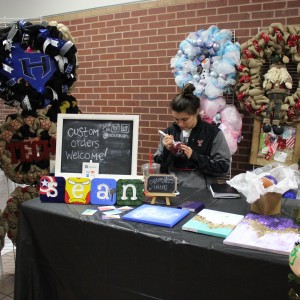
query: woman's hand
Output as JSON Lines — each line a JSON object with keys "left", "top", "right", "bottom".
{"left": 180, "top": 144, "right": 193, "bottom": 159}
{"left": 163, "top": 134, "right": 174, "bottom": 151}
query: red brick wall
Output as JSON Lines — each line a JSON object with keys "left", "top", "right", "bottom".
{"left": 0, "top": 0, "right": 299, "bottom": 176}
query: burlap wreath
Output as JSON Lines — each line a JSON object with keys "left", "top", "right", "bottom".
{"left": 2, "top": 185, "right": 39, "bottom": 245}
{"left": 0, "top": 108, "right": 57, "bottom": 184}
{"left": 236, "top": 23, "right": 300, "bottom": 130}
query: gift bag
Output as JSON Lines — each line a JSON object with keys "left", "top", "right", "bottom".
{"left": 227, "top": 164, "right": 299, "bottom": 215}
{"left": 250, "top": 192, "right": 282, "bottom": 215}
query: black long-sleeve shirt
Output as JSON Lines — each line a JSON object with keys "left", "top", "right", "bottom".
{"left": 154, "top": 118, "right": 231, "bottom": 189}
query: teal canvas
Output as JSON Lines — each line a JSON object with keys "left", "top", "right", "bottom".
{"left": 182, "top": 209, "right": 244, "bottom": 238}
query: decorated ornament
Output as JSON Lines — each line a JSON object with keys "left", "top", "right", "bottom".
{"left": 283, "top": 190, "right": 297, "bottom": 199}
{"left": 290, "top": 242, "right": 300, "bottom": 277}
{"left": 170, "top": 141, "right": 184, "bottom": 155}
{"left": 263, "top": 174, "right": 278, "bottom": 185}
{"left": 260, "top": 176, "right": 276, "bottom": 188}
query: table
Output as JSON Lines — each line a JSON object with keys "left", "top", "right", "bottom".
{"left": 14, "top": 187, "right": 298, "bottom": 300}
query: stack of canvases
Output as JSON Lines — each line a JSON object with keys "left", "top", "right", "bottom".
{"left": 0, "top": 20, "right": 80, "bottom": 246}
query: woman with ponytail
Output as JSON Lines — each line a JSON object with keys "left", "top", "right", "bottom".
{"left": 154, "top": 83, "right": 231, "bottom": 189}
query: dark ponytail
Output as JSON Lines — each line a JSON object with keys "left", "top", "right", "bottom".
{"left": 170, "top": 83, "right": 200, "bottom": 114}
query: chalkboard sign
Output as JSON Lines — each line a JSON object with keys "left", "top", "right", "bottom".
{"left": 145, "top": 175, "right": 177, "bottom": 194}
{"left": 55, "top": 114, "right": 139, "bottom": 178}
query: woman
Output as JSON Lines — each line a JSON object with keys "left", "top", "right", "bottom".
{"left": 154, "top": 83, "right": 231, "bottom": 189}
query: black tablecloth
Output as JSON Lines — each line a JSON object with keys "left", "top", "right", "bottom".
{"left": 15, "top": 187, "right": 297, "bottom": 300}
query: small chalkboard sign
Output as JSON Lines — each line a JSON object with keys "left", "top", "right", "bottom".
{"left": 145, "top": 174, "right": 177, "bottom": 194}
{"left": 55, "top": 114, "right": 139, "bottom": 179}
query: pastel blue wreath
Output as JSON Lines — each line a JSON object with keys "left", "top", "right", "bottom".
{"left": 171, "top": 25, "right": 240, "bottom": 99}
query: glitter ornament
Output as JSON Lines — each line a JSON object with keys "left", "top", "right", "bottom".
{"left": 219, "top": 73, "right": 227, "bottom": 80}
{"left": 210, "top": 70, "right": 218, "bottom": 78}
{"left": 213, "top": 42, "right": 220, "bottom": 51}
{"left": 193, "top": 74, "right": 200, "bottom": 82}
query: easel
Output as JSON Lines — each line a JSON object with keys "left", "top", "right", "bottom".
{"left": 144, "top": 192, "right": 176, "bottom": 206}
{"left": 144, "top": 174, "right": 177, "bottom": 206}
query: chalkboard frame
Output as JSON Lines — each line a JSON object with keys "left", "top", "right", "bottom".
{"left": 55, "top": 113, "right": 139, "bottom": 179}
{"left": 144, "top": 174, "right": 177, "bottom": 195}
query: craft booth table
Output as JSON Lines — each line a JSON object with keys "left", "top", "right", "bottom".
{"left": 14, "top": 187, "right": 296, "bottom": 300}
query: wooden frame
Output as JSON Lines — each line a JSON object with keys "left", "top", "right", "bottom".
{"left": 250, "top": 118, "right": 300, "bottom": 166}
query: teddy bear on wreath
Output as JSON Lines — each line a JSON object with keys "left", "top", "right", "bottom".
{"left": 262, "top": 54, "right": 293, "bottom": 135}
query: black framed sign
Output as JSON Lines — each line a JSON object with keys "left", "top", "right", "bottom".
{"left": 145, "top": 174, "right": 177, "bottom": 195}
{"left": 55, "top": 114, "right": 139, "bottom": 178}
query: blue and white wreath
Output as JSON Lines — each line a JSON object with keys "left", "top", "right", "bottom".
{"left": 171, "top": 25, "right": 240, "bottom": 98}
{"left": 170, "top": 25, "right": 243, "bottom": 154}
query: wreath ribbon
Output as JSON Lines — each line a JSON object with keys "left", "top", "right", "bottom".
{"left": 236, "top": 23, "right": 300, "bottom": 131}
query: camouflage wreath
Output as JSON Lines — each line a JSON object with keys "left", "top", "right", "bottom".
{"left": 236, "top": 23, "right": 300, "bottom": 135}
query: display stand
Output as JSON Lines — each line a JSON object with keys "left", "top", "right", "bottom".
{"left": 144, "top": 174, "right": 177, "bottom": 206}
{"left": 144, "top": 192, "right": 176, "bottom": 206}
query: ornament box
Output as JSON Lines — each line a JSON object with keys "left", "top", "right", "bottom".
{"left": 250, "top": 192, "right": 282, "bottom": 215}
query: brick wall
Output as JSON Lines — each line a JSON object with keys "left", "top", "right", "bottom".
{"left": 0, "top": 0, "right": 299, "bottom": 177}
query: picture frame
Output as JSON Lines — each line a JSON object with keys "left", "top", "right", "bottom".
{"left": 249, "top": 118, "right": 300, "bottom": 166}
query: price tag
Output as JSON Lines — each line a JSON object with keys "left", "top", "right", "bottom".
{"left": 82, "top": 161, "right": 99, "bottom": 179}
{"left": 274, "top": 151, "right": 287, "bottom": 163}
